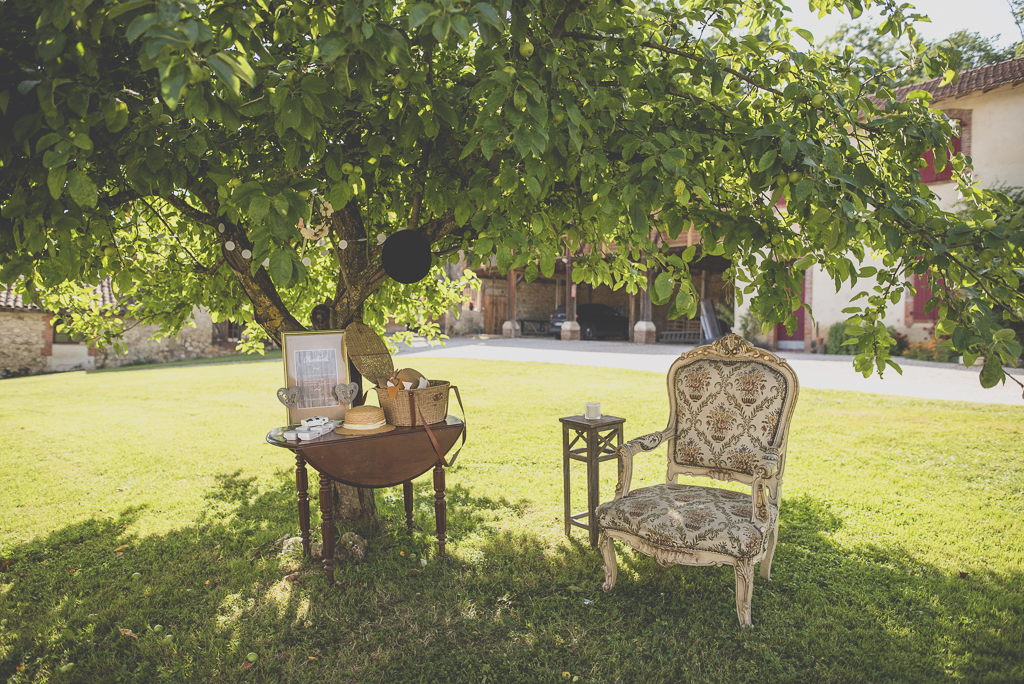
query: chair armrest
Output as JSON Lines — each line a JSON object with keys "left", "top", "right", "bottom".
{"left": 751, "top": 446, "right": 779, "bottom": 524}
{"left": 613, "top": 427, "right": 674, "bottom": 500}
{"left": 752, "top": 446, "right": 779, "bottom": 479}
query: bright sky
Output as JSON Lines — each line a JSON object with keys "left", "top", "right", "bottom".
{"left": 786, "top": 0, "right": 1022, "bottom": 48}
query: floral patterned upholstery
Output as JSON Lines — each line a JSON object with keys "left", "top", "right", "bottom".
{"left": 673, "top": 359, "right": 790, "bottom": 477}
{"left": 596, "top": 484, "right": 778, "bottom": 560}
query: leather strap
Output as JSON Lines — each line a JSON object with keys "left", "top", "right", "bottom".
{"left": 407, "top": 390, "right": 417, "bottom": 428}
{"left": 420, "top": 405, "right": 446, "bottom": 466}
{"left": 419, "top": 385, "right": 467, "bottom": 468}
{"left": 447, "top": 385, "right": 466, "bottom": 467}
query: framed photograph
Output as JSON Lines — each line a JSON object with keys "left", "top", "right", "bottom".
{"left": 281, "top": 330, "right": 351, "bottom": 425}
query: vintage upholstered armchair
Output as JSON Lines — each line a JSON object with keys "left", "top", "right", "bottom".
{"left": 595, "top": 334, "right": 799, "bottom": 627}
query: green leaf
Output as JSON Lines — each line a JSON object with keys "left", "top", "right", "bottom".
{"left": 36, "top": 133, "right": 62, "bottom": 154}
{"left": 526, "top": 176, "right": 541, "bottom": 199}
{"left": 409, "top": 3, "right": 435, "bottom": 28}
{"left": 107, "top": 0, "right": 152, "bottom": 20}
{"left": 794, "top": 28, "right": 814, "bottom": 43}
{"left": 794, "top": 178, "right": 814, "bottom": 201}
{"left": 126, "top": 13, "right": 159, "bottom": 42}
{"left": 793, "top": 255, "right": 814, "bottom": 271}
{"left": 47, "top": 165, "right": 67, "bottom": 200}
{"left": 979, "top": 356, "right": 1004, "bottom": 388}
{"left": 208, "top": 52, "right": 255, "bottom": 92}
{"left": 269, "top": 250, "right": 296, "bottom": 287}
{"left": 905, "top": 90, "right": 932, "bottom": 100}
{"left": 962, "top": 351, "right": 979, "bottom": 368}
{"left": 757, "top": 149, "right": 777, "bottom": 172}
{"left": 539, "top": 246, "right": 555, "bottom": 278}
{"left": 67, "top": 170, "right": 98, "bottom": 208}
{"left": 160, "top": 65, "right": 186, "bottom": 109}
{"left": 992, "top": 328, "right": 1016, "bottom": 342}
{"left": 652, "top": 272, "right": 674, "bottom": 305}
{"left": 249, "top": 195, "right": 271, "bottom": 223}
{"left": 474, "top": 2, "right": 503, "bottom": 29}
{"left": 42, "top": 149, "right": 70, "bottom": 169}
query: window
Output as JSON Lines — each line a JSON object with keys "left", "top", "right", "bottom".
{"left": 52, "top": 318, "right": 84, "bottom": 344}
{"left": 212, "top": 321, "right": 244, "bottom": 345}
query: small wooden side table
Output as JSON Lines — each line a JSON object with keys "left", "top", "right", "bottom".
{"left": 560, "top": 414, "right": 625, "bottom": 547}
{"left": 266, "top": 416, "right": 465, "bottom": 580}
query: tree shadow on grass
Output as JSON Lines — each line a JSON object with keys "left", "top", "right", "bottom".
{"left": 1, "top": 477, "right": 1021, "bottom": 684}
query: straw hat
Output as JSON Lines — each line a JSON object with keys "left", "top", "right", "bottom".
{"left": 334, "top": 405, "right": 396, "bottom": 436}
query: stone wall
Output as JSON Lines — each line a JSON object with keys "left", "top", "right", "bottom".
{"left": 445, "top": 309, "right": 483, "bottom": 335}
{"left": 0, "top": 311, "right": 51, "bottom": 378}
{"left": 95, "top": 307, "right": 217, "bottom": 368}
{"left": 0, "top": 307, "right": 228, "bottom": 378}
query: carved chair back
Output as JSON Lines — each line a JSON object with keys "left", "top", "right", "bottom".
{"left": 664, "top": 336, "right": 799, "bottom": 496}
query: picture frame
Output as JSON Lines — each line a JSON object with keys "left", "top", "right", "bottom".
{"left": 281, "top": 330, "right": 351, "bottom": 426}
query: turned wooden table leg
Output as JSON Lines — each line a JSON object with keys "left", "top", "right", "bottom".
{"left": 319, "top": 474, "right": 335, "bottom": 581}
{"left": 403, "top": 480, "right": 414, "bottom": 531}
{"left": 433, "top": 464, "right": 447, "bottom": 557}
{"left": 295, "top": 455, "right": 311, "bottom": 557}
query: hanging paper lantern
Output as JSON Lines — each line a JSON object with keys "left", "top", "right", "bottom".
{"left": 382, "top": 230, "right": 432, "bottom": 284}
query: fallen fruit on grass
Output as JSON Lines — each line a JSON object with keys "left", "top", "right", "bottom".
{"left": 164, "top": 634, "right": 174, "bottom": 642}
{"left": 131, "top": 572, "right": 141, "bottom": 580}
{"left": 60, "top": 664, "right": 74, "bottom": 672}
{"left": 153, "top": 625, "right": 163, "bottom": 632}
{"left": 247, "top": 652, "right": 258, "bottom": 662}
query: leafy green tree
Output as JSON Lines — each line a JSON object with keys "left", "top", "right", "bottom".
{"left": 1, "top": 0, "right": 1022, "bottom": 403}
{"left": 823, "top": 25, "right": 1019, "bottom": 87}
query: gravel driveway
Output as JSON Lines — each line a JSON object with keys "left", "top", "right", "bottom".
{"left": 394, "top": 336, "right": 1023, "bottom": 406}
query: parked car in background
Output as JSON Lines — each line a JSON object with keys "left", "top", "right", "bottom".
{"left": 549, "top": 304, "right": 629, "bottom": 340}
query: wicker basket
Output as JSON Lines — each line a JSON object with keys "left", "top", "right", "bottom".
{"left": 374, "top": 380, "right": 451, "bottom": 426}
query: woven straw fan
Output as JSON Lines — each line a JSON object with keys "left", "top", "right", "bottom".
{"left": 345, "top": 321, "right": 395, "bottom": 387}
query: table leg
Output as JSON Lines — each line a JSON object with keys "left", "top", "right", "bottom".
{"left": 403, "top": 480, "right": 414, "bottom": 531}
{"left": 433, "top": 464, "right": 447, "bottom": 557}
{"left": 587, "top": 431, "right": 602, "bottom": 547}
{"left": 563, "top": 426, "right": 571, "bottom": 537}
{"left": 295, "top": 455, "right": 311, "bottom": 557}
{"left": 319, "top": 474, "right": 335, "bottom": 581}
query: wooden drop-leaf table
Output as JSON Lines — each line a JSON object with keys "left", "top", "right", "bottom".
{"left": 266, "top": 415, "right": 465, "bottom": 580}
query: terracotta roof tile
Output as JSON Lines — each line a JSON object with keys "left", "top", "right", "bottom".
{"left": 0, "top": 279, "right": 122, "bottom": 312}
{"left": 0, "top": 288, "right": 41, "bottom": 311}
{"left": 894, "top": 56, "right": 1024, "bottom": 102}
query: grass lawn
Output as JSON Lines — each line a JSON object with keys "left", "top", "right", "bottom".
{"left": 1, "top": 357, "right": 1022, "bottom": 683}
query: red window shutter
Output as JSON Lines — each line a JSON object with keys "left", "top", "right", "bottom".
{"left": 918, "top": 123, "right": 961, "bottom": 183}
{"left": 912, "top": 273, "right": 939, "bottom": 321}
{"left": 919, "top": 149, "right": 938, "bottom": 183}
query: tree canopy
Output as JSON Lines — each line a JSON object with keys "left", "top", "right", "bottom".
{"left": 1, "top": 0, "right": 1022, "bottom": 389}
{"left": 823, "top": 24, "right": 1021, "bottom": 87}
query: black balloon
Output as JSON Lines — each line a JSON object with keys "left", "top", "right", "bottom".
{"left": 381, "top": 230, "right": 433, "bottom": 284}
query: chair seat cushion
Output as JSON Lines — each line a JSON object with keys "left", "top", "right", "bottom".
{"left": 595, "top": 484, "right": 777, "bottom": 560}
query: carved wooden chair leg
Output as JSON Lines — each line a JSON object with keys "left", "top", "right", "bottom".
{"left": 600, "top": 533, "right": 618, "bottom": 592}
{"left": 734, "top": 559, "right": 755, "bottom": 627}
{"left": 760, "top": 523, "right": 778, "bottom": 581}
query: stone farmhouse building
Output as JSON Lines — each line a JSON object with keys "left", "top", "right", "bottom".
{"left": 0, "top": 281, "right": 243, "bottom": 378}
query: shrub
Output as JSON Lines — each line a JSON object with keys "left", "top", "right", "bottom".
{"left": 738, "top": 310, "right": 760, "bottom": 341}
{"left": 826, "top": 321, "right": 849, "bottom": 355}
{"left": 887, "top": 326, "right": 910, "bottom": 356}
{"left": 902, "top": 325, "right": 956, "bottom": 362}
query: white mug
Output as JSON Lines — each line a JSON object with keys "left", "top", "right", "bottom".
{"left": 585, "top": 402, "right": 601, "bottom": 420}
